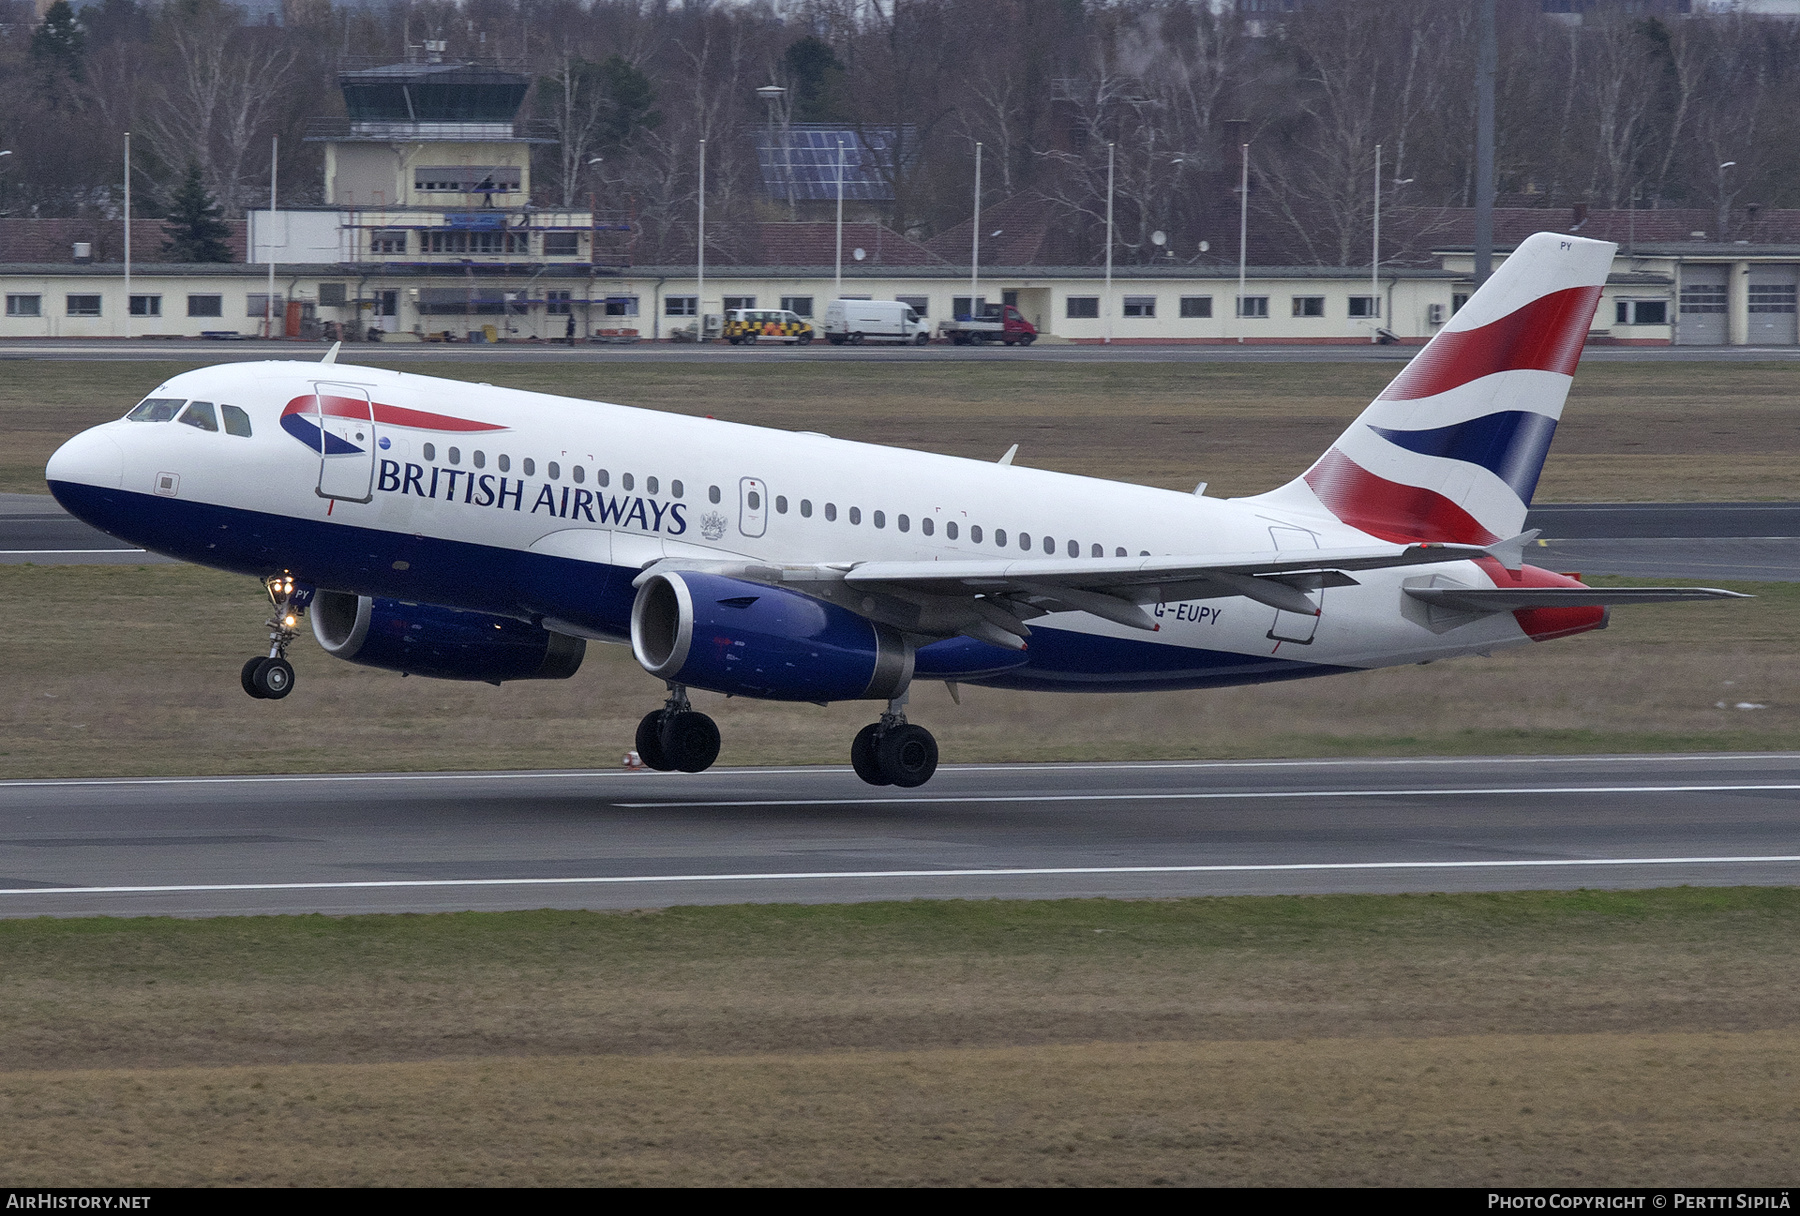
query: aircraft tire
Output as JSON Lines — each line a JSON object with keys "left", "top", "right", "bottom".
{"left": 660, "top": 710, "right": 721, "bottom": 774}
{"left": 241, "top": 657, "right": 269, "bottom": 699}
{"left": 876, "top": 723, "right": 937, "bottom": 788}
{"left": 251, "top": 656, "right": 294, "bottom": 700}
{"left": 850, "top": 723, "right": 889, "bottom": 786}
{"left": 635, "top": 710, "right": 675, "bottom": 771}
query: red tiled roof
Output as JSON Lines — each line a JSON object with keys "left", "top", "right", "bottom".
{"left": 0, "top": 218, "right": 250, "bottom": 264}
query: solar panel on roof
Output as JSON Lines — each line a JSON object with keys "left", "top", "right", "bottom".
{"left": 756, "top": 125, "right": 908, "bottom": 202}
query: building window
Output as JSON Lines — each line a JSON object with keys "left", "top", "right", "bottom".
{"left": 66, "top": 295, "right": 102, "bottom": 317}
{"left": 665, "top": 296, "right": 698, "bottom": 317}
{"left": 542, "top": 231, "right": 581, "bottom": 257}
{"left": 1179, "top": 296, "right": 1212, "bottom": 319}
{"left": 247, "top": 294, "right": 285, "bottom": 319}
{"left": 1066, "top": 296, "right": 1099, "bottom": 319}
{"left": 129, "top": 295, "right": 162, "bottom": 317}
{"left": 187, "top": 295, "right": 223, "bottom": 318}
{"left": 6, "top": 294, "right": 41, "bottom": 317}
{"left": 1348, "top": 296, "right": 1380, "bottom": 318}
{"left": 423, "top": 230, "right": 529, "bottom": 255}
{"left": 318, "top": 283, "right": 347, "bottom": 307}
{"left": 896, "top": 295, "right": 928, "bottom": 318}
{"left": 1122, "top": 296, "right": 1156, "bottom": 318}
{"left": 1452, "top": 292, "right": 1470, "bottom": 314}
{"left": 602, "top": 296, "right": 638, "bottom": 317}
{"left": 780, "top": 296, "right": 813, "bottom": 317}
{"left": 545, "top": 290, "right": 572, "bottom": 316}
{"left": 371, "top": 230, "right": 407, "bottom": 256}
{"left": 1748, "top": 284, "right": 1798, "bottom": 315}
{"left": 1292, "top": 296, "right": 1325, "bottom": 317}
{"left": 1236, "top": 295, "right": 1269, "bottom": 319}
{"left": 723, "top": 296, "right": 756, "bottom": 312}
{"left": 414, "top": 166, "right": 522, "bottom": 194}
{"left": 1615, "top": 299, "right": 1668, "bottom": 325}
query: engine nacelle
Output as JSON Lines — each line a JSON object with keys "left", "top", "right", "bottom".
{"left": 631, "top": 571, "right": 911, "bottom": 702}
{"left": 311, "top": 591, "right": 585, "bottom": 684}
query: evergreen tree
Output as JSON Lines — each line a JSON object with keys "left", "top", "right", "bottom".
{"left": 598, "top": 55, "right": 660, "bottom": 150}
{"left": 161, "top": 166, "right": 233, "bottom": 263}
{"left": 783, "top": 36, "right": 845, "bottom": 122}
{"left": 30, "top": 0, "right": 86, "bottom": 89}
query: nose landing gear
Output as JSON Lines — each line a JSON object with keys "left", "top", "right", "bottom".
{"left": 851, "top": 692, "right": 938, "bottom": 788}
{"left": 242, "top": 574, "right": 301, "bottom": 700}
{"left": 635, "top": 685, "right": 721, "bottom": 773}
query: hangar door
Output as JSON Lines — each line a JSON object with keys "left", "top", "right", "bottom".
{"left": 1748, "top": 265, "right": 1798, "bottom": 345}
{"left": 1677, "top": 266, "right": 1727, "bottom": 345}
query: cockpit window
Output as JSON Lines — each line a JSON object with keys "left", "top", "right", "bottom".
{"left": 177, "top": 401, "right": 219, "bottom": 432}
{"left": 221, "top": 404, "right": 253, "bottom": 437}
{"left": 126, "top": 397, "right": 184, "bottom": 422}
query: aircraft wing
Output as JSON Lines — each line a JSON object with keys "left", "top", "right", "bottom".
{"left": 638, "top": 538, "right": 1512, "bottom": 650}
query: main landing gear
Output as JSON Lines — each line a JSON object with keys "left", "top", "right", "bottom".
{"left": 635, "top": 685, "right": 722, "bottom": 773}
{"left": 242, "top": 574, "right": 300, "bottom": 700}
{"left": 850, "top": 691, "right": 938, "bottom": 788}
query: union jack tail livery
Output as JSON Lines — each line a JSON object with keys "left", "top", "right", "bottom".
{"left": 1253, "top": 232, "right": 1613, "bottom": 545}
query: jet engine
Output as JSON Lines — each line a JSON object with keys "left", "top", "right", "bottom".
{"left": 311, "top": 591, "right": 585, "bottom": 684}
{"left": 630, "top": 571, "right": 912, "bottom": 701}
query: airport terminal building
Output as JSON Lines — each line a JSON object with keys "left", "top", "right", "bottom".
{"left": 0, "top": 57, "right": 1795, "bottom": 347}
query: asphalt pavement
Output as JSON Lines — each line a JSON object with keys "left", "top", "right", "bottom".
{"left": 2, "top": 754, "right": 1796, "bottom": 916}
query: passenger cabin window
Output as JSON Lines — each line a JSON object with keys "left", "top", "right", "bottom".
{"left": 221, "top": 405, "right": 253, "bottom": 437}
{"left": 622, "top": 473, "right": 634, "bottom": 491}
{"left": 523, "top": 458, "right": 536, "bottom": 476}
{"left": 709, "top": 485, "right": 721, "bottom": 504}
{"left": 647, "top": 476, "right": 659, "bottom": 495}
{"left": 825, "top": 503, "right": 838, "bottom": 521}
{"left": 672, "top": 480, "right": 684, "bottom": 498}
{"left": 448, "top": 447, "right": 462, "bottom": 465}
{"left": 126, "top": 398, "right": 184, "bottom": 422}
{"left": 800, "top": 499, "right": 812, "bottom": 517}
{"left": 873, "top": 511, "right": 885, "bottom": 529}
{"left": 775, "top": 496, "right": 788, "bottom": 514}
{"left": 548, "top": 462, "right": 561, "bottom": 480}
{"left": 994, "top": 529, "right": 1006, "bottom": 546}
{"left": 177, "top": 402, "right": 219, "bottom": 432}
{"left": 848, "top": 507, "right": 861, "bottom": 525}
{"left": 572, "top": 466, "right": 585, "bottom": 484}
{"left": 597, "top": 469, "right": 609, "bottom": 487}
{"left": 497, "top": 455, "right": 510, "bottom": 472}
{"left": 944, "top": 521, "right": 956, "bottom": 539}
{"left": 969, "top": 525, "right": 981, "bottom": 543}
{"left": 473, "top": 451, "right": 486, "bottom": 469}
{"left": 423, "top": 443, "right": 437, "bottom": 461}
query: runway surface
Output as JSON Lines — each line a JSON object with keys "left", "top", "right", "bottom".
{"left": 5, "top": 492, "right": 1795, "bottom": 577}
{"left": 2, "top": 754, "right": 1796, "bottom": 917}
{"left": 4, "top": 338, "right": 1800, "bottom": 364}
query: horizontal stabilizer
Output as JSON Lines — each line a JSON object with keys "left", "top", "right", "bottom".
{"left": 1405, "top": 585, "right": 1748, "bottom": 613}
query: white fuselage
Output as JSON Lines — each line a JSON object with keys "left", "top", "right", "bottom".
{"left": 46, "top": 360, "right": 1539, "bottom": 693}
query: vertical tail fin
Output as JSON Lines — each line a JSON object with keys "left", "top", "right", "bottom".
{"left": 1248, "top": 232, "right": 1616, "bottom": 544}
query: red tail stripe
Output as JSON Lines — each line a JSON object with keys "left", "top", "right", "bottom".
{"left": 282, "top": 394, "right": 507, "bottom": 433}
{"left": 1303, "top": 448, "right": 1499, "bottom": 545}
{"left": 1377, "top": 285, "right": 1604, "bottom": 402}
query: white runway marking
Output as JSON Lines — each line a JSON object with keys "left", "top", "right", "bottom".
{"left": 4, "top": 854, "right": 1799, "bottom": 898}
{"left": 0, "top": 548, "right": 146, "bottom": 555}
{"left": 618, "top": 783, "right": 1800, "bottom": 809}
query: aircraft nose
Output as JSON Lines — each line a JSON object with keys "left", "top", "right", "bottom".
{"left": 46, "top": 427, "right": 125, "bottom": 493}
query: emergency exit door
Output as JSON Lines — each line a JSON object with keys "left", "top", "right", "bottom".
{"left": 312, "top": 383, "right": 376, "bottom": 503}
{"left": 1266, "top": 526, "right": 1322, "bottom": 644}
{"left": 739, "top": 477, "right": 768, "bottom": 538}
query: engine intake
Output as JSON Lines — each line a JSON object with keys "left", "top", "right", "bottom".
{"left": 631, "top": 571, "right": 911, "bottom": 702}
{"left": 311, "top": 591, "right": 585, "bottom": 684}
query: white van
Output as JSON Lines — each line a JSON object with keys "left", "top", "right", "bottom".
{"left": 823, "top": 299, "right": 932, "bottom": 346}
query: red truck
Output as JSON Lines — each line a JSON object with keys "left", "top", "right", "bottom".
{"left": 937, "top": 303, "right": 1038, "bottom": 346}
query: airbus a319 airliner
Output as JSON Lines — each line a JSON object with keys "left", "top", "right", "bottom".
{"left": 46, "top": 233, "right": 1740, "bottom": 787}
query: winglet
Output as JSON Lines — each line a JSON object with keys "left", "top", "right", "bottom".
{"left": 997, "top": 444, "right": 1017, "bottom": 466}
{"left": 1483, "top": 529, "right": 1541, "bottom": 572}
{"left": 321, "top": 341, "right": 341, "bottom": 365}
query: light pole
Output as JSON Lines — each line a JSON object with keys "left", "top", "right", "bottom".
{"left": 755, "top": 83, "right": 791, "bottom": 219}
{"left": 835, "top": 139, "right": 845, "bottom": 303}
{"left": 1103, "top": 141, "right": 1114, "bottom": 345}
{"left": 122, "top": 134, "right": 130, "bottom": 341}
{"left": 696, "top": 138, "right": 706, "bottom": 343}
{"left": 266, "top": 135, "right": 277, "bottom": 340}
{"left": 1371, "top": 143, "right": 1380, "bottom": 344}
{"left": 1717, "top": 161, "right": 1737, "bottom": 239}
{"left": 1236, "top": 141, "right": 1249, "bottom": 345}
{"left": 970, "top": 141, "right": 982, "bottom": 317}
{"left": 0, "top": 150, "right": 11, "bottom": 217}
